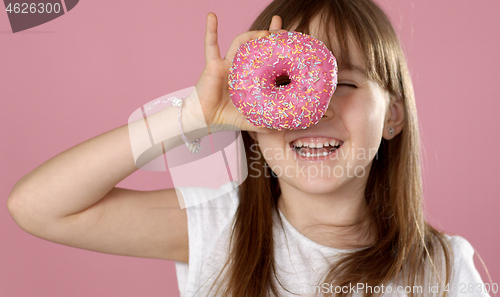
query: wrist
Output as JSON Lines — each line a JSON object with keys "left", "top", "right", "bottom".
{"left": 182, "top": 95, "right": 208, "bottom": 134}
{"left": 183, "top": 90, "right": 222, "bottom": 134}
{"left": 183, "top": 89, "right": 223, "bottom": 135}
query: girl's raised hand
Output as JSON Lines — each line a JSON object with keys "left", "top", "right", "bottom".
{"left": 186, "top": 13, "right": 283, "bottom": 133}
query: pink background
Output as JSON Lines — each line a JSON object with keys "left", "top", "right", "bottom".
{"left": 1, "top": 0, "right": 499, "bottom": 296}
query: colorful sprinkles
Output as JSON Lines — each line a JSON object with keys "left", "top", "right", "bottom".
{"left": 228, "top": 31, "right": 338, "bottom": 130}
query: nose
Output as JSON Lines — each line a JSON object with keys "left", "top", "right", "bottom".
{"left": 321, "top": 101, "right": 335, "bottom": 119}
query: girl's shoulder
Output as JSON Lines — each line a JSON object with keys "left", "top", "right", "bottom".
{"left": 175, "top": 180, "right": 240, "bottom": 208}
{"left": 446, "top": 235, "right": 473, "bottom": 254}
{"left": 174, "top": 180, "right": 240, "bottom": 233}
{"left": 445, "top": 234, "right": 480, "bottom": 272}
{"left": 443, "top": 235, "right": 491, "bottom": 297}
{"left": 173, "top": 181, "right": 240, "bottom": 295}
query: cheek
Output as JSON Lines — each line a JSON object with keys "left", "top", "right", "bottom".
{"left": 256, "top": 133, "right": 287, "bottom": 162}
{"left": 366, "top": 102, "right": 386, "bottom": 141}
{"left": 342, "top": 91, "right": 387, "bottom": 147}
{"left": 366, "top": 100, "right": 388, "bottom": 150}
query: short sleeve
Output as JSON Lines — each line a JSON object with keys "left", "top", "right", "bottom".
{"left": 448, "top": 236, "right": 491, "bottom": 297}
{"left": 173, "top": 181, "right": 240, "bottom": 296}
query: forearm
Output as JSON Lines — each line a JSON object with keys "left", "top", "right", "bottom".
{"left": 7, "top": 95, "right": 208, "bottom": 222}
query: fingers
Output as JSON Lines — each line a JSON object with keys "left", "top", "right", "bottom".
{"left": 224, "top": 30, "right": 270, "bottom": 62}
{"left": 269, "top": 15, "right": 283, "bottom": 33}
{"left": 250, "top": 126, "right": 272, "bottom": 135}
{"left": 205, "top": 12, "right": 221, "bottom": 62}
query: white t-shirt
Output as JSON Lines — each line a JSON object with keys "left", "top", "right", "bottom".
{"left": 174, "top": 182, "right": 490, "bottom": 297}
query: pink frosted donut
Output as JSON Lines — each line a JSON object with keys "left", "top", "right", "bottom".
{"left": 228, "top": 31, "right": 338, "bottom": 130}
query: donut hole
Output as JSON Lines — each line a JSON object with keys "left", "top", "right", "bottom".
{"left": 275, "top": 74, "right": 291, "bottom": 87}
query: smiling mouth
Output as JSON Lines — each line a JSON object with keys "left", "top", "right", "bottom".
{"left": 289, "top": 141, "right": 343, "bottom": 158}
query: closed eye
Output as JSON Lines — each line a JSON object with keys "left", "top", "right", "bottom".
{"left": 337, "top": 83, "right": 357, "bottom": 88}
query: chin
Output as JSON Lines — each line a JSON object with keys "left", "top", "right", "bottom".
{"left": 292, "top": 177, "right": 343, "bottom": 195}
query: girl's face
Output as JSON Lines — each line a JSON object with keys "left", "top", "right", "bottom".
{"left": 252, "top": 22, "right": 392, "bottom": 196}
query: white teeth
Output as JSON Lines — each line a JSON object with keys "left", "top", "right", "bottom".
{"left": 292, "top": 139, "right": 342, "bottom": 148}
{"left": 297, "top": 149, "right": 338, "bottom": 157}
{"left": 291, "top": 138, "right": 344, "bottom": 158}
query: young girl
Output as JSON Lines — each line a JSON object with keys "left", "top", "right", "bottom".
{"left": 7, "top": 0, "right": 491, "bottom": 296}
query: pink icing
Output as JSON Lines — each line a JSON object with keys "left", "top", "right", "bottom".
{"left": 228, "top": 31, "right": 338, "bottom": 130}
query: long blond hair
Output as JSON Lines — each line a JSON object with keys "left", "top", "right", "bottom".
{"left": 209, "top": 0, "right": 452, "bottom": 296}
